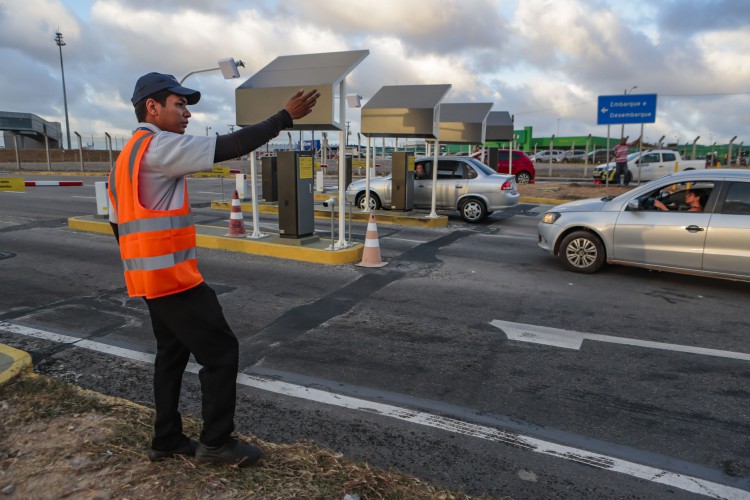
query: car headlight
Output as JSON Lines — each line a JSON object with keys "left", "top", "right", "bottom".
{"left": 541, "top": 212, "right": 561, "bottom": 224}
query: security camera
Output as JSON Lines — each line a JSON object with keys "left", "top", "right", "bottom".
{"left": 346, "top": 94, "right": 362, "bottom": 108}
{"left": 322, "top": 198, "right": 337, "bottom": 208}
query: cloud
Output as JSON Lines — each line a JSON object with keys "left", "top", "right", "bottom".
{"left": 657, "top": 0, "right": 750, "bottom": 34}
{"left": 1, "top": 0, "right": 749, "bottom": 148}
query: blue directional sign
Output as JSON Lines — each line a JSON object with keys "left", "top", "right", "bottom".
{"left": 597, "top": 94, "right": 657, "bottom": 125}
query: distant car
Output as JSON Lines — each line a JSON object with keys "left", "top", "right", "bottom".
{"left": 579, "top": 150, "right": 612, "bottom": 164}
{"left": 346, "top": 156, "right": 519, "bottom": 223}
{"left": 556, "top": 150, "right": 586, "bottom": 162}
{"left": 531, "top": 150, "right": 564, "bottom": 162}
{"left": 470, "top": 149, "right": 536, "bottom": 184}
{"left": 537, "top": 169, "right": 750, "bottom": 281}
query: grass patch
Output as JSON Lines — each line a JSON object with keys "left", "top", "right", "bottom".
{"left": 0, "top": 375, "right": 493, "bottom": 498}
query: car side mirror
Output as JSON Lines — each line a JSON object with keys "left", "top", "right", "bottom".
{"left": 627, "top": 199, "right": 640, "bottom": 211}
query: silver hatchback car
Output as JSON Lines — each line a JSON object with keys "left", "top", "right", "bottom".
{"left": 538, "top": 170, "right": 750, "bottom": 281}
{"left": 345, "top": 156, "right": 519, "bottom": 223}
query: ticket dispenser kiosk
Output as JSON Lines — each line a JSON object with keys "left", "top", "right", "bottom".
{"left": 487, "top": 147, "right": 499, "bottom": 171}
{"left": 277, "top": 150, "right": 314, "bottom": 238}
{"left": 390, "top": 151, "right": 414, "bottom": 211}
{"left": 261, "top": 155, "right": 278, "bottom": 202}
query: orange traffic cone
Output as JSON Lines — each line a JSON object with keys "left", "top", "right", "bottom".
{"left": 356, "top": 213, "right": 388, "bottom": 267}
{"left": 225, "top": 190, "right": 247, "bottom": 237}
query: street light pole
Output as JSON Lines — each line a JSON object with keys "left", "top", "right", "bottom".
{"left": 54, "top": 30, "right": 72, "bottom": 150}
{"left": 180, "top": 58, "right": 245, "bottom": 85}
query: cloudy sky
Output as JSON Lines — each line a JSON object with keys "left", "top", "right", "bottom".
{"left": 1, "top": 0, "right": 749, "bottom": 149}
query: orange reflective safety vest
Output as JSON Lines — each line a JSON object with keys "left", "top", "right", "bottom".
{"left": 108, "top": 129, "right": 203, "bottom": 299}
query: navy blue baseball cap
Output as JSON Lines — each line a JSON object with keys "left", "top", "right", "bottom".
{"left": 131, "top": 72, "right": 201, "bottom": 106}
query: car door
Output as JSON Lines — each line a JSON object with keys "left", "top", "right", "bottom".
{"left": 497, "top": 150, "right": 510, "bottom": 174}
{"left": 702, "top": 180, "right": 750, "bottom": 278}
{"left": 413, "top": 160, "right": 432, "bottom": 206}
{"left": 660, "top": 152, "right": 677, "bottom": 177}
{"left": 633, "top": 152, "right": 661, "bottom": 180}
{"left": 612, "top": 180, "right": 712, "bottom": 270}
{"left": 435, "top": 160, "right": 467, "bottom": 209}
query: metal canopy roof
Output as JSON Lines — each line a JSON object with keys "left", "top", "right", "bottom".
{"left": 235, "top": 50, "right": 369, "bottom": 130}
{"left": 361, "top": 84, "right": 451, "bottom": 138}
{"left": 485, "top": 111, "right": 514, "bottom": 141}
{"left": 439, "top": 102, "right": 493, "bottom": 144}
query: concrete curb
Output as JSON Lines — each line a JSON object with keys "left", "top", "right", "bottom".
{"left": 520, "top": 197, "right": 569, "bottom": 205}
{"left": 0, "top": 344, "right": 33, "bottom": 386}
{"left": 211, "top": 199, "right": 450, "bottom": 228}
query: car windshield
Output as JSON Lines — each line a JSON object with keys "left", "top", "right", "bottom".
{"left": 465, "top": 158, "right": 497, "bottom": 176}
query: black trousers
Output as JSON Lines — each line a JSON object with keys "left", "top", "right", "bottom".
{"left": 144, "top": 282, "right": 239, "bottom": 450}
{"left": 615, "top": 161, "right": 628, "bottom": 185}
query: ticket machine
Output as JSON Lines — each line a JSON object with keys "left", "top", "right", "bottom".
{"left": 277, "top": 150, "right": 314, "bottom": 238}
{"left": 390, "top": 151, "right": 414, "bottom": 211}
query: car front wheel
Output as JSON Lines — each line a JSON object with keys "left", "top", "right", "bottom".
{"left": 559, "top": 231, "right": 605, "bottom": 273}
{"left": 516, "top": 171, "right": 532, "bottom": 184}
{"left": 355, "top": 192, "right": 382, "bottom": 210}
{"left": 459, "top": 198, "right": 487, "bottom": 223}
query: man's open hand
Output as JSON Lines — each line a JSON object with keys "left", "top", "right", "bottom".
{"left": 285, "top": 89, "right": 320, "bottom": 120}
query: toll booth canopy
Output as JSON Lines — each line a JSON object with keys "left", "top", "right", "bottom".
{"left": 235, "top": 50, "right": 369, "bottom": 130}
{"left": 361, "top": 84, "right": 451, "bottom": 211}
{"left": 360, "top": 84, "right": 451, "bottom": 138}
{"left": 485, "top": 111, "right": 514, "bottom": 142}
{"left": 438, "top": 103, "right": 492, "bottom": 145}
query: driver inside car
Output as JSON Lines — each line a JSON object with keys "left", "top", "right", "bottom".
{"left": 653, "top": 188, "right": 709, "bottom": 212}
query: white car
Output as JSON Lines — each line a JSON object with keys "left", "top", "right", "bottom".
{"left": 531, "top": 150, "right": 564, "bottom": 162}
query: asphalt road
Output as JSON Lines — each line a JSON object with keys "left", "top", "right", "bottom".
{"left": 1, "top": 174, "right": 748, "bottom": 499}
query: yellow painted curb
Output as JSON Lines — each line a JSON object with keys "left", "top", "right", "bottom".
{"left": 67, "top": 216, "right": 363, "bottom": 265}
{"left": 0, "top": 344, "right": 33, "bottom": 385}
{"left": 195, "top": 234, "right": 363, "bottom": 265}
{"left": 68, "top": 216, "right": 114, "bottom": 235}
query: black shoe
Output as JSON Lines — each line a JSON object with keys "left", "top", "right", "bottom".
{"left": 148, "top": 437, "right": 199, "bottom": 462}
{"left": 196, "top": 438, "right": 263, "bottom": 468}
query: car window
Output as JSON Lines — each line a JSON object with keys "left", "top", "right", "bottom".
{"left": 466, "top": 158, "right": 497, "bottom": 176}
{"left": 417, "top": 160, "right": 432, "bottom": 178}
{"left": 498, "top": 151, "right": 509, "bottom": 161}
{"left": 721, "top": 182, "right": 750, "bottom": 215}
{"left": 466, "top": 165, "right": 478, "bottom": 179}
{"left": 513, "top": 152, "right": 526, "bottom": 160}
{"left": 641, "top": 153, "right": 660, "bottom": 163}
{"left": 636, "top": 181, "right": 714, "bottom": 212}
{"left": 663, "top": 153, "right": 677, "bottom": 162}
{"left": 437, "top": 160, "right": 459, "bottom": 179}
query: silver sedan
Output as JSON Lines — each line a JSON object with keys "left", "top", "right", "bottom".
{"left": 538, "top": 169, "right": 750, "bottom": 281}
{"left": 345, "top": 156, "right": 519, "bottom": 223}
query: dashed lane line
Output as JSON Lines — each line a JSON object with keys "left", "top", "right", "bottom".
{"left": 0, "top": 320, "right": 747, "bottom": 499}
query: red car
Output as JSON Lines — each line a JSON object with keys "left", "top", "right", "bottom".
{"left": 471, "top": 149, "right": 535, "bottom": 184}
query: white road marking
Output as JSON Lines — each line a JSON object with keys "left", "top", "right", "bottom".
{"left": 490, "top": 319, "right": 750, "bottom": 362}
{"left": 196, "top": 191, "right": 223, "bottom": 195}
{"left": 0, "top": 320, "right": 746, "bottom": 499}
{"left": 72, "top": 196, "right": 97, "bottom": 199}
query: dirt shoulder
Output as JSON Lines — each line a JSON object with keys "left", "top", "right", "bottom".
{"left": 0, "top": 375, "right": 490, "bottom": 499}
{"left": 518, "top": 182, "right": 633, "bottom": 202}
